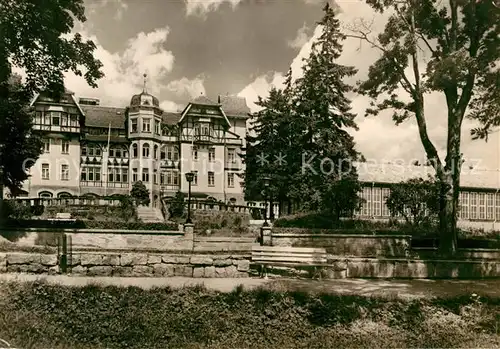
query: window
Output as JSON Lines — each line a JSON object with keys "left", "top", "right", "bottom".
{"left": 35, "top": 111, "right": 43, "bottom": 124}
{"left": 115, "top": 149, "right": 121, "bottom": 158}
{"left": 52, "top": 112, "right": 60, "bottom": 126}
{"left": 142, "top": 118, "right": 151, "bottom": 132}
{"left": 142, "top": 168, "right": 149, "bottom": 182}
{"left": 496, "top": 194, "right": 500, "bottom": 221}
{"left": 160, "top": 146, "right": 166, "bottom": 160}
{"left": 155, "top": 120, "right": 161, "bottom": 135}
{"left": 132, "top": 168, "right": 138, "bottom": 182}
{"left": 82, "top": 167, "right": 101, "bottom": 182}
{"left": 208, "top": 171, "right": 215, "bottom": 186}
{"left": 381, "top": 188, "right": 390, "bottom": 217}
{"left": 154, "top": 145, "right": 158, "bottom": 159}
{"left": 209, "top": 148, "right": 215, "bottom": 162}
{"left": 108, "top": 168, "right": 114, "bottom": 183}
{"left": 478, "top": 193, "right": 486, "bottom": 220}
{"left": 192, "top": 171, "right": 198, "bottom": 186}
{"left": 60, "top": 164, "right": 69, "bottom": 181}
{"left": 192, "top": 146, "right": 198, "bottom": 161}
{"left": 70, "top": 114, "right": 79, "bottom": 127}
{"left": 61, "top": 113, "right": 68, "bottom": 126}
{"left": 227, "top": 148, "right": 235, "bottom": 163}
{"left": 470, "top": 192, "right": 477, "bottom": 219}
{"left": 132, "top": 144, "right": 138, "bottom": 158}
{"left": 42, "top": 164, "right": 50, "bottom": 180}
{"left": 487, "top": 193, "right": 494, "bottom": 220}
{"left": 362, "top": 188, "right": 371, "bottom": 216}
{"left": 373, "top": 187, "right": 381, "bottom": 217}
{"left": 227, "top": 172, "right": 234, "bottom": 188}
{"left": 61, "top": 140, "right": 69, "bottom": 154}
{"left": 460, "top": 192, "right": 469, "bottom": 220}
{"left": 131, "top": 119, "right": 138, "bottom": 133}
{"left": 109, "top": 149, "right": 115, "bottom": 158}
{"left": 142, "top": 143, "right": 150, "bottom": 158}
{"left": 42, "top": 139, "right": 50, "bottom": 153}
{"left": 154, "top": 172, "right": 158, "bottom": 185}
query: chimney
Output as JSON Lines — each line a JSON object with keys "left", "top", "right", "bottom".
{"left": 218, "top": 95, "right": 221, "bottom": 103}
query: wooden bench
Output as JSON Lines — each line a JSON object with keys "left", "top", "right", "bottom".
{"left": 48, "top": 212, "right": 76, "bottom": 223}
{"left": 251, "top": 245, "right": 329, "bottom": 279}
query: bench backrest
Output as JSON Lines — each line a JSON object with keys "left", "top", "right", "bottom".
{"left": 252, "top": 245, "right": 328, "bottom": 264}
{"left": 56, "top": 212, "right": 71, "bottom": 219}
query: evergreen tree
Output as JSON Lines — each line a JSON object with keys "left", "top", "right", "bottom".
{"left": 291, "top": 3, "right": 362, "bottom": 216}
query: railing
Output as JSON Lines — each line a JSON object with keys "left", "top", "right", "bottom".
{"left": 33, "top": 124, "right": 80, "bottom": 133}
{"left": 80, "top": 181, "right": 103, "bottom": 187}
{"left": 193, "top": 134, "right": 214, "bottom": 144}
{"left": 106, "top": 182, "right": 129, "bottom": 188}
{"left": 13, "top": 196, "right": 124, "bottom": 207}
{"left": 225, "top": 161, "right": 240, "bottom": 170}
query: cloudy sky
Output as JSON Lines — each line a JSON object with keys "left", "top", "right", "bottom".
{"left": 63, "top": 0, "right": 499, "bottom": 174}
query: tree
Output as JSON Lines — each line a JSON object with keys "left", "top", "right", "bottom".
{"left": 386, "top": 177, "right": 440, "bottom": 226}
{"left": 168, "top": 191, "right": 186, "bottom": 219}
{"left": 348, "top": 0, "right": 499, "bottom": 254}
{"left": 130, "top": 182, "right": 150, "bottom": 207}
{"left": 0, "top": 74, "right": 42, "bottom": 191}
{"left": 0, "top": 0, "right": 103, "bottom": 194}
{"left": 291, "top": 2, "right": 363, "bottom": 214}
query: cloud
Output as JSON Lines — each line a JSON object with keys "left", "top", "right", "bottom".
{"left": 287, "top": 23, "right": 313, "bottom": 50}
{"left": 238, "top": 0, "right": 498, "bottom": 169}
{"left": 64, "top": 26, "right": 176, "bottom": 108}
{"left": 85, "top": 0, "right": 129, "bottom": 21}
{"left": 184, "top": 0, "right": 242, "bottom": 17}
{"left": 237, "top": 71, "right": 286, "bottom": 113}
{"left": 166, "top": 76, "right": 206, "bottom": 100}
{"left": 160, "top": 100, "right": 183, "bottom": 112}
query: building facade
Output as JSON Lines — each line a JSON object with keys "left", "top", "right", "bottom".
{"left": 21, "top": 88, "right": 249, "bottom": 208}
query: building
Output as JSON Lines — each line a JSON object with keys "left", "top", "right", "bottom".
{"left": 353, "top": 161, "right": 500, "bottom": 230}
{"left": 20, "top": 86, "right": 249, "bottom": 210}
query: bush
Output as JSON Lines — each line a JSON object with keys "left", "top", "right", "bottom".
{"left": 130, "top": 181, "right": 150, "bottom": 206}
{"left": 1, "top": 200, "right": 32, "bottom": 220}
{"left": 2, "top": 219, "right": 178, "bottom": 231}
{"left": 193, "top": 211, "right": 250, "bottom": 234}
{"left": 168, "top": 191, "right": 185, "bottom": 218}
{"left": 0, "top": 282, "right": 499, "bottom": 349}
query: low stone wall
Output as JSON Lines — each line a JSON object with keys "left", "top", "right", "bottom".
{"left": 272, "top": 232, "right": 411, "bottom": 258}
{"left": 0, "top": 252, "right": 250, "bottom": 278}
{"left": 193, "top": 237, "right": 255, "bottom": 253}
{"left": 410, "top": 248, "right": 500, "bottom": 260}
{"left": 68, "top": 230, "right": 193, "bottom": 252}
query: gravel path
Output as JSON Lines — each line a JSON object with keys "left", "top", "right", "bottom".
{"left": 1, "top": 273, "right": 500, "bottom": 299}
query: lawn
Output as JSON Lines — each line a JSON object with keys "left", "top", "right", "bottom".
{"left": 0, "top": 280, "right": 499, "bottom": 349}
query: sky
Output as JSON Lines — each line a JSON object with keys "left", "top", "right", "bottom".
{"left": 61, "top": 0, "right": 499, "bottom": 174}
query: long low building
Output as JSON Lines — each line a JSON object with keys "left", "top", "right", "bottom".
{"left": 353, "top": 162, "right": 500, "bottom": 230}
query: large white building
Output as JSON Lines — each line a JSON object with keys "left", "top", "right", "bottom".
{"left": 20, "top": 86, "right": 249, "bottom": 210}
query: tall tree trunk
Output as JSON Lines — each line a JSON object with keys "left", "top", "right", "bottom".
{"left": 438, "top": 118, "right": 462, "bottom": 256}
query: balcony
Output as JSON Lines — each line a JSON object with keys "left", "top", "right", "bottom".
{"left": 225, "top": 161, "right": 240, "bottom": 170}
{"left": 160, "top": 184, "right": 180, "bottom": 192}
{"left": 193, "top": 134, "right": 214, "bottom": 144}
{"left": 107, "top": 182, "right": 129, "bottom": 188}
{"left": 80, "top": 181, "right": 103, "bottom": 187}
{"left": 160, "top": 159, "right": 180, "bottom": 168}
{"left": 34, "top": 124, "right": 80, "bottom": 133}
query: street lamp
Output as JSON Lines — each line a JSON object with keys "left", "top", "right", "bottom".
{"left": 185, "top": 171, "right": 195, "bottom": 224}
{"left": 262, "top": 176, "right": 270, "bottom": 227}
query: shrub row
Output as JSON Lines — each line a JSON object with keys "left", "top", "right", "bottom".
{"left": 3, "top": 219, "right": 178, "bottom": 231}
{"left": 0, "top": 282, "right": 499, "bottom": 349}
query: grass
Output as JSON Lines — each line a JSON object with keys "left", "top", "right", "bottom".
{"left": 0, "top": 281, "right": 499, "bottom": 349}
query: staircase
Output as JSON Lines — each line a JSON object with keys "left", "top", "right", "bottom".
{"left": 136, "top": 206, "right": 164, "bottom": 223}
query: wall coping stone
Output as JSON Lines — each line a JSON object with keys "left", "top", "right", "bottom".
{"left": 3, "top": 228, "right": 183, "bottom": 236}
{"left": 272, "top": 233, "right": 412, "bottom": 239}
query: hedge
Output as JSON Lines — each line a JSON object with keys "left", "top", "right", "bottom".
{"left": 2, "top": 219, "right": 178, "bottom": 231}
{"left": 0, "top": 282, "right": 499, "bottom": 349}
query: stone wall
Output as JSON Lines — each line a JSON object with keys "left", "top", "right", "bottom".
{"left": 68, "top": 231, "right": 193, "bottom": 252}
{"left": 193, "top": 237, "right": 254, "bottom": 253}
{"left": 272, "top": 233, "right": 411, "bottom": 258}
{"left": 0, "top": 252, "right": 251, "bottom": 278}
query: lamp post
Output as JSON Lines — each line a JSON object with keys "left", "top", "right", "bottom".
{"left": 185, "top": 171, "right": 194, "bottom": 224}
{"left": 262, "top": 176, "right": 270, "bottom": 227}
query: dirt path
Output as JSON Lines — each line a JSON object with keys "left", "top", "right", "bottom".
{"left": 1, "top": 273, "right": 500, "bottom": 299}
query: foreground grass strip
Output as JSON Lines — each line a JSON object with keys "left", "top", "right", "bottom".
{"left": 0, "top": 280, "right": 500, "bottom": 349}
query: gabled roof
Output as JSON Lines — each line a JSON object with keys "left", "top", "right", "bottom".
{"left": 162, "top": 112, "right": 181, "bottom": 125}
{"left": 192, "top": 95, "right": 219, "bottom": 106}
{"left": 81, "top": 105, "right": 126, "bottom": 129}
{"left": 354, "top": 162, "right": 500, "bottom": 190}
{"left": 219, "top": 95, "right": 250, "bottom": 117}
